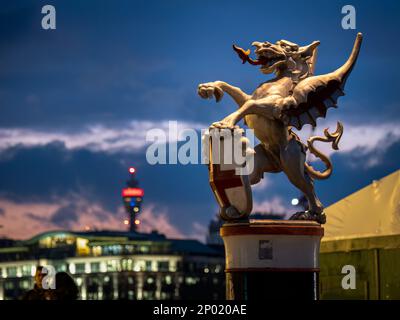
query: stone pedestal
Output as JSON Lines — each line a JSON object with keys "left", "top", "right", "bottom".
{"left": 220, "top": 220, "right": 324, "bottom": 300}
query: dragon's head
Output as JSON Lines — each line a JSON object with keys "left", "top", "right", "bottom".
{"left": 233, "top": 39, "right": 320, "bottom": 78}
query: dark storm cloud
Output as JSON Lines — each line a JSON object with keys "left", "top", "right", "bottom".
{"left": 25, "top": 212, "right": 47, "bottom": 222}
{"left": 0, "top": 142, "right": 128, "bottom": 212}
{"left": 241, "top": 140, "right": 400, "bottom": 211}
{"left": 316, "top": 139, "right": 400, "bottom": 205}
{"left": 0, "top": 142, "right": 215, "bottom": 230}
{"left": 0, "top": 138, "right": 399, "bottom": 234}
{"left": 49, "top": 204, "right": 79, "bottom": 227}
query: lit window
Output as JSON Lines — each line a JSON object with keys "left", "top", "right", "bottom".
{"left": 91, "top": 262, "right": 100, "bottom": 273}
{"left": 158, "top": 261, "right": 169, "bottom": 272}
{"left": 54, "top": 263, "right": 67, "bottom": 272}
{"left": 75, "top": 263, "right": 85, "bottom": 274}
{"left": 145, "top": 261, "right": 152, "bottom": 272}
{"left": 76, "top": 238, "right": 90, "bottom": 256}
{"left": 22, "top": 265, "right": 33, "bottom": 277}
{"left": 100, "top": 262, "right": 107, "bottom": 273}
{"left": 92, "top": 246, "right": 102, "bottom": 256}
{"left": 133, "top": 265, "right": 141, "bottom": 272}
{"left": 4, "top": 282, "right": 14, "bottom": 290}
{"left": 185, "top": 277, "right": 197, "bottom": 285}
{"left": 107, "top": 260, "right": 120, "bottom": 272}
{"left": 133, "top": 260, "right": 145, "bottom": 272}
{"left": 140, "top": 246, "right": 149, "bottom": 253}
{"left": 19, "top": 280, "right": 30, "bottom": 289}
{"left": 7, "top": 267, "right": 17, "bottom": 277}
{"left": 121, "top": 259, "right": 133, "bottom": 271}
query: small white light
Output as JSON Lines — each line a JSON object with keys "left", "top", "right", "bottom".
{"left": 31, "top": 266, "right": 36, "bottom": 277}
{"left": 291, "top": 198, "right": 299, "bottom": 206}
{"left": 69, "top": 263, "right": 76, "bottom": 275}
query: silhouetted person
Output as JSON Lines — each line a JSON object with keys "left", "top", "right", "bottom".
{"left": 23, "top": 267, "right": 78, "bottom": 300}
{"left": 22, "top": 266, "right": 51, "bottom": 300}
{"left": 53, "top": 272, "right": 78, "bottom": 300}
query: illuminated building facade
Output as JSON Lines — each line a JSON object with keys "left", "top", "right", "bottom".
{"left": 0, "top": 230, "right": 225, "bottom": 300}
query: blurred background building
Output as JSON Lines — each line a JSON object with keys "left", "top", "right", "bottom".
{"left": 0, "top": 167, "right": 225, "bottom": 300}
{"left": 0, "top": 229, "right": 225, "bottom": 300}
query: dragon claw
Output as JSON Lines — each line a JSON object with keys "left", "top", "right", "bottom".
{"left": 198, "top": 82, "right": 224, "bottom": 103}
{"left": 220, "top": 206, "right": 249, "bottom": 222}
{"left": 210, "top": 121, "right": 239, "bottom": 131}
{"left": 289, "top": 210, "right": 326, "bottom": 225}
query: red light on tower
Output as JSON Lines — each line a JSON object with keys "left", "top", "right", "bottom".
{"left": 129, "top": 167, "right": 136, "bottom": 174}
{"left": 122, "top": 188, "right": 144, "bottom": 197}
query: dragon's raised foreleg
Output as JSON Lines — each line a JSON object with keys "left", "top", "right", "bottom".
{"left": 210, "top": 97, "right": 283, "bottom": 129}
{"left": 198, "top": 81, "right": 250, "bottom": 107}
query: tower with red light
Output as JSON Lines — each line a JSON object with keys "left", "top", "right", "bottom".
{"left": 122, "top": 167, "right": 144, "bottom": 231}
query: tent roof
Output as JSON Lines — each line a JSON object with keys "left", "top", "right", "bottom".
{"left": 323, "top": 169, "right": 400, "bottom": 241}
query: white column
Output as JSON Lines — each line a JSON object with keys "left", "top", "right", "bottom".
{"left": 0, "top": 279, "right": 4, "bottom": 300}
{"left": 155, "top": 274, "right": 162, "bottom": 299}
{"left": 136, "top": 273, "right": 143, "bottom": 300}
{"left": 112, "top": 273, "right": 119, "bottom": 299}
{"left": 81, "top": 275, "right": 87, "bottom": 300}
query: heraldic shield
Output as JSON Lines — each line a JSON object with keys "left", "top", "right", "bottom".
{"left": 206, "top": 128, "right": 253, "bottom": 221}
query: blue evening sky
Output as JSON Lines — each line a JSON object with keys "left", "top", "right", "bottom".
{"left": 0, "top": 0, "right": 399, "bottom": 240}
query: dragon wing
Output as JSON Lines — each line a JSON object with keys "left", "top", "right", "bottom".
{"left": 282, "top": 33, "right": 363, "bottom": 130}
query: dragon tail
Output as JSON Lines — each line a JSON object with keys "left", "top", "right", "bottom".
{"left": 305, "top": 122, "right": 344, "bottom": 180}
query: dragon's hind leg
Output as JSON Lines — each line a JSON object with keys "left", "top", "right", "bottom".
{"left": 249, "top": 144, "right": 282, "bottom": 185}
{"left": 219, "top": 143, "right": 281, "bottom": 221}
{"left": 280, "top": 139, "right": 326, "bottom": 224}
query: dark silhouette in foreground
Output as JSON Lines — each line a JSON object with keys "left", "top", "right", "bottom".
{"left": 53, "top": 272, "right": 79, "bottom": 300}
{"left": 22, "top": 266, "right": 78, "bottom": 300}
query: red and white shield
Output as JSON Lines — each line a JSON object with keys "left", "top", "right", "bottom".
{"left": 206, "top": 128, "right": 253, "bottom": 220}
